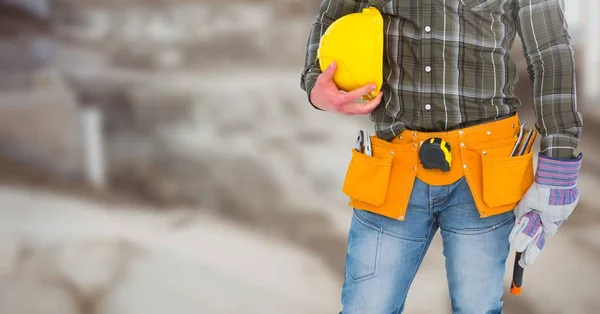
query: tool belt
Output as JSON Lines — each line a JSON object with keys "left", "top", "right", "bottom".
{"left": 342, "top": 114, "right": 534, "bottom": 221}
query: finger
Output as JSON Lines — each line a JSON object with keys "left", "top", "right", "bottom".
{"left": 512, "top": 216, "right": 543, "bottom": 253}
{"left": 508, "top": 219, "right": 525, "bottom": 244}
{"left": 338, "top": 84, "right": 377, "bottom": 103}
{"left": 519, "top": 231, "right": 545, "bottom": 267}
{"left": 348, "top": 92, "right": 383, "bottom": 115}
{"left": 318, "top": 61, "right": 337, "bottom": 82}
{"left": 511, "top": 229, "right": 536, "bottom": 253}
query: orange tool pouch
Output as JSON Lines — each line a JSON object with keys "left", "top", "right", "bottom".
{"left": 341, "top": 114, "right": 534, "bottom": 221}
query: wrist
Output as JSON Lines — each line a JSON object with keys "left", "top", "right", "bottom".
{"left": 303, "top": 69, "right": 324, "bottom": 111}
{"left": 307, "top": 86, "right": 324, "bottom": 111}
{"left": 534, "top": 152, "right": 583, "bottom": 187}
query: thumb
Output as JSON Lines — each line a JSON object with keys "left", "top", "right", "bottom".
{"left": 319, "top": 61, "right": 337, "bottom": 82}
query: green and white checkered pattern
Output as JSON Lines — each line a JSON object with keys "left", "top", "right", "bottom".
{"left": 301, "top": 0, "right": 582, "bottom": 158}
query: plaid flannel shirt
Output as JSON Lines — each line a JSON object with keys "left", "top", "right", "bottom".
{"left": 301, "top": 0, "right": 582, "bottom": 158}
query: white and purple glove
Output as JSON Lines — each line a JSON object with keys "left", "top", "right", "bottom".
{"left": 509, "top": 152, "right": 583, "bottom": 267}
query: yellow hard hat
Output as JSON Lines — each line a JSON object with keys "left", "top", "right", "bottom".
{"left": 317, "top": 6, "right": 384, "bottom": 100}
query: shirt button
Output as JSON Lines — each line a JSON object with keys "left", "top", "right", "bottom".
{"left": 425, "top": 66, "right": 431, "bottom": 72}
{"left": 425, "top": 104, "right": 431, "bottom": 110}
{"left": 425, "top": 26, "right": 431, "bottom": 33}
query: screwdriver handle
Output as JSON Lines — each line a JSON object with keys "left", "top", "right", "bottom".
{"left": 510, "top": 252, "right": 524, "bottom": 295}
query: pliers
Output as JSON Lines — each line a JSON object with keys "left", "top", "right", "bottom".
{"left": 355, "top": 130, "right": 372, "bottom": 156}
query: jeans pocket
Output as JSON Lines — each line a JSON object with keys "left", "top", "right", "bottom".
{"left": 345, "top": 210, "right": 383, "bottom": 283}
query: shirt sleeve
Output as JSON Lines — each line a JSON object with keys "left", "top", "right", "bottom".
{"left": 514, "top": 0, "right": 583, "bottom": 159}
{"left": 300, "top": 0, "right": 367, "bottom": 110}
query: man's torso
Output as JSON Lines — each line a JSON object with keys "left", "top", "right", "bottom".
{"left": 366, "top": 0, "right": 522, "bottom": 140}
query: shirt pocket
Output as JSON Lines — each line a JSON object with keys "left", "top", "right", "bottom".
{"left": 459, "top": 0, "right": 507, "bottom": 51}
{"left": 461, "top": 0, "right": 504, "bottom": 13}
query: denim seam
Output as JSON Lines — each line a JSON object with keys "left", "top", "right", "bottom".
{"left": 440, "top": 213, "right": 515, "bottom": 235}
{"left": 395, "top": 218, "right": 437, "bottom": 314}
{"left": 352, "top": 209, "right": 383, "bottom": 233}
{"left": 381, "top": 229, "right": 429, "bottom": 243}
{"left": 354, "top": 209, "right": 429, "bottom": 242}
{"left": 452, "top": 307, "right": 503, "bottom": 314}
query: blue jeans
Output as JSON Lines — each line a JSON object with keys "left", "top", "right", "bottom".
{"left": 340, "top": 177, "right": 515, "bottom": 314}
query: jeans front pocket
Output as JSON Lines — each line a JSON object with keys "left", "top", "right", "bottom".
{"left": 345, "top": 210, "right": 383, "bottom": 283}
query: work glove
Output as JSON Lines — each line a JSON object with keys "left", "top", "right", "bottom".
{"left": 509, "top": 152, "right": 583, "bottom": 267}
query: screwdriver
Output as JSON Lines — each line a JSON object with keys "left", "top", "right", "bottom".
{"left": 510, "top": 127, "right": 537, "bottom": 295}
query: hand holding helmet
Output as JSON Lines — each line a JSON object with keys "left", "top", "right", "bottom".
{"left": 310, "top": 61, "right": 383, "bottom": 115}
{"left": 311, "top": 6, "right": 385, "bottom": 115}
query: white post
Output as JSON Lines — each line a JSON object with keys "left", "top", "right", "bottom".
{"left": 80, "top": 106, "right": 106, "bottom": 189}
{"left": 585, "top": 0, "right": 600, "bottom": 101}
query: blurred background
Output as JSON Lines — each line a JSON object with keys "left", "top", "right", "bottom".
{"left": 0, "top": 1, "right": 598, "bottom": 313}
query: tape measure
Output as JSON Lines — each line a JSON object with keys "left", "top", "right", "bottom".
{"left": 419, "top": 137, "right": 452, "bottom": 172}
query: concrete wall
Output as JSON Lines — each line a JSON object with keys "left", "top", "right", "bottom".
{"left": 0, "top": 72, "right": 84, "bottom": 179}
